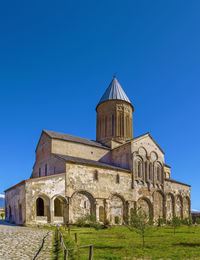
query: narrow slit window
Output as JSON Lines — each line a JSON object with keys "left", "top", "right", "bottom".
{"left": 94, "top": 171, "right": 98, "bottom": 181}
{"left": 116, "top": 174, "right": 120, "bottom": 184}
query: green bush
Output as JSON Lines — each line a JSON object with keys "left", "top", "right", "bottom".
{"left": 76, "top": 214, "right": 103, "bottom": 229}
{"left": 77, "top": 217, "right": 87, "bottom": 227}
{"left": 195, "top": 217, "right": 200, "bottom": 224}
{"left": 104, "top": 218, "right": 110, "bottom": 226}
{"left": 114, "top": 216, "right": 120, "bottom": 224}
{"left": 157, "top": 217, "right": 165, "bottom": 227}
{"left": 0, "top": 213, "right": 5, "bottom": 219}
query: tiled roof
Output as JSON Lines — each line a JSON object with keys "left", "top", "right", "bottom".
{"left": 97, "top": 76, "right": 132, "bottom": 107}
{"left": 53, "top": 154, "right": 130, "bottom": 172}
{"left": 43, "top": 130, "right": 110, "bottom": 149}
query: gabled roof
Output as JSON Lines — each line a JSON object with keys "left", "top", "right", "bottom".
{"left": 42, "top": 130, "right": 110, "bottom": 150}
{"left": 53, "top": 154, "right": 130, "bottom": 172}
{"left": 133, "top": 132, "right": 165, "bottom": 154}
{"left": 111, "top": 132, "right": 164, "bottom": 154}
{"left": 97, "top": 76, "right": 133, "bottom": 108}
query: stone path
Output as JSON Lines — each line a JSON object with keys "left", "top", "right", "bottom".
{"left": 0, "top": 221, "right": 53, "bottom": 260}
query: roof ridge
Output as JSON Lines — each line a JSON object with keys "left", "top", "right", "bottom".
{"left": 43, "top": 129, "right": 110, "bottom": 149}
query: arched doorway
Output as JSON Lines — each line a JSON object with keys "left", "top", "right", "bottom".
{"left": 176, "top": 195, "right": 183, "bottom": 218}
{"left": 109, "top": 195, "right": 124, "bottom": 224}
{"left": 71, "top": 191, "right": 95, "bottom": 223}
{"left": 54, "top": 198, "right": 63, "bottom": 217}
{"left": 153, "top": 191, "right": 164, "bottom": 220}
{"left": 166, "top": 194, "right": 174, "bottom": 220}
{"left": 36, "top": 198, "right": 45, "bottom": 216}
{"left": 183, "top": 197, "right": 190, "bottom": 218}
{"left": 137, "top": 197, "right": 152, "bottom": 219}
{"left": 35, "top": 195, "right": 50, "bottom": 223}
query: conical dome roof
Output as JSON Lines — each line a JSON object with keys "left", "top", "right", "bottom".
{"left": 97, "top": 76, "right": 132, "bottom": 107}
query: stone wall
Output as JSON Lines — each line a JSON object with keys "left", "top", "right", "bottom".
{"left": 52, "top": 139, "right": 110, "bottom": 162}
{"left": 5, "top": 182, "right": 26, "bottom": 224}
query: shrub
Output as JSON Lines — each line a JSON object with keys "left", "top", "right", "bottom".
{"left": 114, "top": 216, "right": 120, "bottom": 224}
{"left": 92, "top": 222, "right": 103, "bottom": 230}
{"left": 76, "top": 214, "right": 103, "bottom": 230}
{"left": 104, "top": 218, "right": 110, "bottom": 226}
{"left": 157, "top": 217, "right": 165, "bottom": 227}
{"left": 195, "top": 217, "right": 200, "bottom": 225}
{"left": 77, "top": 217, "right": 87, "bottom": 227}
{"left": 1, "top": 213, "right": 5, "bottom": 220}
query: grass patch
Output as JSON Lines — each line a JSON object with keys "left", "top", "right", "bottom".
{"left": 51, "top": 225, "right": 200, "bottom": 259}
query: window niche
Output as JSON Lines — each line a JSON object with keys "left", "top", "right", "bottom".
{"left": 94, "top": 170, "right": 98, "bottom": 181}
{"left": 116, "top": 174, "right": 120, "bottom": 184}
{"left": 136, "top": 158, "right": 143, "bottom": 178}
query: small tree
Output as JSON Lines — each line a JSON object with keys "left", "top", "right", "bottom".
{"left": 0, "top": 213, "right": 5, "bottom": 220}
{"left": 128, "top": 208, "right": 152, "bottom": 249}
{"left": 183, "top": 217, "right": 193, "bottom": 233}
{"left": 171, "top": 216, "right": 181, "bottom": 235}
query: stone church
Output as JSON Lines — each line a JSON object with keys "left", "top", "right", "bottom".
{"left": 5, "top": 76, "right": 191, "bottom": 225}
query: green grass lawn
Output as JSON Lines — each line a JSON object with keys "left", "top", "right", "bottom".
{"left": 53, "top": 225, "right": 200, "bottom": 260}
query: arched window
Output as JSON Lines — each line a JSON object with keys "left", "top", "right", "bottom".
{"left": 112, "top": 115, "right": 114, "bottom": 136}
{"left": 149, "top": 163, "right": 153, "bottom": 180}
{"left": 157, "top": 167, "right": 160, "bottom": 181}
{"left": 36, "top": 197, "right": 44, "bottom": 216}
{"left": 137, "top": 159, "right": 142, "bottom": 178}
{"left": 116, "top": 174, "right": 120, "bottom": 184}
{"left": 126, "top": 116, "right": 129, "bottom": 137}
{"left": 105, "top": 116, "right": 107, "bottom": 137}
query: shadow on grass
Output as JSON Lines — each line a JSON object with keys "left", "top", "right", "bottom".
{"left": 52, "top": 229, "right": 63, "bottom": 260}
{"left": 95, "top": 245, "right": 123, "bottom": 250}
{"left": 174, "top": 242, "right": 200, "bottom": 247}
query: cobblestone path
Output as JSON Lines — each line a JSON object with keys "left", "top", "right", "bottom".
{"left": 0, "top": 221, "right": 53, "bottom": 260}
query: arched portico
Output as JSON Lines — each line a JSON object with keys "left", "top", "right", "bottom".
{"left": 166, "top": 193, "right": 175, "bottom": 220}
{"left": 153, "top": 190, "right": 165, "bottom": 220}
{"left": 70, "top": 190, "right": 95, "bottom": 223}
{"left": 35, "top": 194, "right": 50, "bottom": 223}
{"left": 109, "top": 194, "right": 125, "bottom": 225}
{"left": 51, "top": 195, "right": 68, "bottom": 224}
{"left": 137, "top": 197, "right": 153, "bottom": 220}
{"left": 175, "top": 195, "right": 183, "bottom": 219}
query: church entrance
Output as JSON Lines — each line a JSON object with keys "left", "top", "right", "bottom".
{"left": 36, "top": 198, "right": 45, "bottom": 216}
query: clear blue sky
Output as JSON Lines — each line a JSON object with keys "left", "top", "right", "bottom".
{"left": 0, "top": 0, "right": 199, "bottom": 210}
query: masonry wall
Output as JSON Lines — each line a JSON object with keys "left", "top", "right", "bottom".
{"left": 111, "top": 143, "right": 132, "bottom": 170}
{"left": 52, "top": 139, "right": 110, "bottom": 162}
{"left": 25, "top": 173, "right": 66, "bottom": 224}
{"left": 5, "top": 182, "right": 26, "bottom": 225}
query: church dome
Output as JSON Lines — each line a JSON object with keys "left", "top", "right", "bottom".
{"left": 97, "top": 76, "right": 132, "bottom": 108}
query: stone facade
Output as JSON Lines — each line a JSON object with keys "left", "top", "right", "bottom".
{"left": 5, "top": 76, "right": 191, "bottom": 225}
